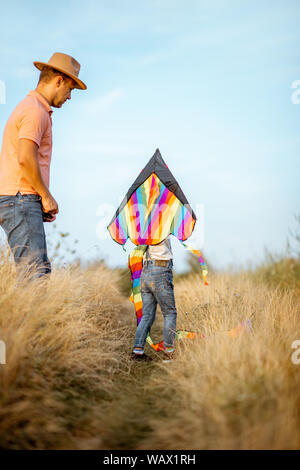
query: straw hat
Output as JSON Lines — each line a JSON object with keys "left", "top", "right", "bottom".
{"left": 33, "top": 52, "right": 87, "bottom": 90}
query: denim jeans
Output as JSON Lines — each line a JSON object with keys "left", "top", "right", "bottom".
{"left": 0, "top": 192, "right": 51, "bottom": 278}
{"left": 133, "top": 260, "right": 177, "bottom": 349}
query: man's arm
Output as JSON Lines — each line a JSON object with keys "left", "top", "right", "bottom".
{"left": 18, "top": 138, "right": 59, "bottom": 216}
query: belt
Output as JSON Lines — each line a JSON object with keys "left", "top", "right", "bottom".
{"left": 143, "top": 259, "right": 172, "bottom": 267}
{"left": 16, "top": 192, "right": 41, "bottom": 201}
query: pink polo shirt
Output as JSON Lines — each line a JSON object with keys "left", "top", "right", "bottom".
{"left": 0, "top": 90, "right": 53, "bottom": 195}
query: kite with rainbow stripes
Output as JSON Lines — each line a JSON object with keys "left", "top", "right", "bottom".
{"left": 108, "top": 149, "right": 197, "bottom": 247}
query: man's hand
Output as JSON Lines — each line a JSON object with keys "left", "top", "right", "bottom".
{"left": 42, "top": 212, "right": 57, "bottom": 223}
{"left": 41, "top": 193, "right": 59, "bottom": 215}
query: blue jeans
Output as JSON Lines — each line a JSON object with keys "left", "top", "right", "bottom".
{"left": 0, "top": 192, "right": 51, "bottom": 278}
{"left": 133, "top": 260, "right": 177, "bottom": 349}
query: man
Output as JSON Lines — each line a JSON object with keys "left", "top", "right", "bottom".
{"left": 0, "top": 53, "right": 87, "bottom": 278}
{"left": 132, "top": 236, "right": 177, "bottom": 361}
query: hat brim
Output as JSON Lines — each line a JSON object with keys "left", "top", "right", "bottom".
{"left": 33, "top": 61, "right": 87, "bottom": 90}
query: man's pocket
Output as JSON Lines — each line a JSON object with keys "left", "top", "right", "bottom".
{"left": 0, "top": 199, "right": 15, "bottom": 233}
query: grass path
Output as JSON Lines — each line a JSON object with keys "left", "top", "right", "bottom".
{"left": 99, "top": 319, "right": 176, "bottom": 450}
{"left": 101, "top": 361, "right": 159, "bottom": 449}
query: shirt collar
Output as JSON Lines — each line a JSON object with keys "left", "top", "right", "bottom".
{"left": 28, "top": 90, "right": 53, "bottom": 115}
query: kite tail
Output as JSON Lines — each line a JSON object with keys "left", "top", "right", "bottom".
{"left": 128, "top": 245, "right": 147, "bottom": 325}
{"left": 146, "top": 332, "right": 200, "bottom": 351}
{"left": 146, "top": 335, "right": 165, "bottom": 351}
{"left": 181, "top": 242, "right": 209, "bottom": 285}
{"left": 227, "top": 319, "right": 253, "bottom": 338}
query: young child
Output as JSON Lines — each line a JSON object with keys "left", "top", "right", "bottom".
{"left": 131, "top": 236, "right": 177, "bottom": 361}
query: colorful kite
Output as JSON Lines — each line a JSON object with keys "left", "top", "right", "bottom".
{"left": 108, "top": 148, "right": 197, "bottom": 246}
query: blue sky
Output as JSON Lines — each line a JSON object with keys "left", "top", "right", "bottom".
{"left": 0, "top": 0, "right": 299, "bottom": 271}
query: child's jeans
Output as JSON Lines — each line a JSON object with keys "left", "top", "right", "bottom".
{"left": 133, "top": 260, "right": 177, "bottom": 350}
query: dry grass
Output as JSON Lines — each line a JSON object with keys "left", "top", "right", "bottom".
{"left": 0, "top": 251, "right": 299, "bottom": 450}
{"left": 141, "top": 273, "right": 300, "bottom": 449}
{"left": 0, "top": 252, "right": 132, "bottom": 449}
